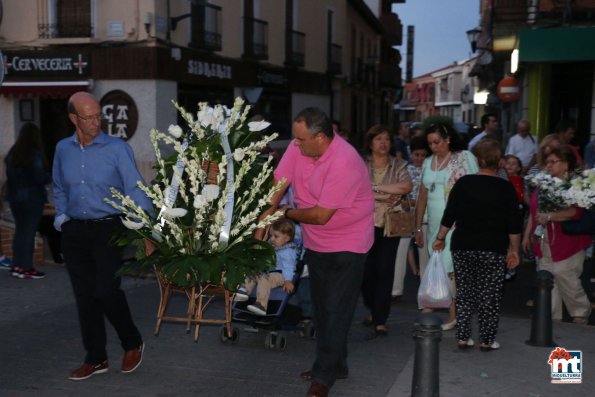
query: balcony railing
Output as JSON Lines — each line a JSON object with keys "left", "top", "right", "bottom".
{"left": 285, "top": 30, "right": 305, "bottom": 67}
{"left": 38, "top": 1, "right": 93, "bottom": 39}
{"left": 190, "top": 3, "right": 222, "bottom": 51}
{"left": 327, "top": 43, "right": 342, "bottom": 75}
{"left": 492, "top": 0, "right": 594, "bottom": 26}
{"left": 38, "top": 23, "right": 93, "bottom": 39}
{"left": 243, "top": 17, "right": 268, "bottom": 60}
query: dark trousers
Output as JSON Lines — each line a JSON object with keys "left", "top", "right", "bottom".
{"left": 10, "top": 201, "right": 44, "bottom": 270}
{"left": 38, "top": 215, "right": 62, "bottom": 263}
{"left": 361, "top": 227, "right": 399, "bottom": 326}
{"left": 306, "top": 249, "right": 367, "bottom": 388}
{"left": 61, "top": 218, "right": 142, "bottom": 364}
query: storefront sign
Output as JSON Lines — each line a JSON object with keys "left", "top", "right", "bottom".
{"left": 187, "top": 59, "right": 232, "bottom": 79}
{"left": 257, "top": 69, "right": 287, "bottom": 86}
{"left": 2, "top": 51, "right": 90, "bottom": 77}
{"left": 100, "top": 90, "right": 138, "bottom": 141}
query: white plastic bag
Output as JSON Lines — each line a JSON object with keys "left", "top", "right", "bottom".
{"left": 417, "top": 251, "right": 452, "bottom": 308}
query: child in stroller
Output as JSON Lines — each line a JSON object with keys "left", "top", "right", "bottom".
{"left": 231, "top": 219, "right": 313, "bottom": 349}
{"left": 234, "top": 218, "right": 297, "bottom": 315}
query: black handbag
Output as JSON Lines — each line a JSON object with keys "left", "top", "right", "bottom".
{"left": 561, "top": 210, "right": 595, "bottom": 235}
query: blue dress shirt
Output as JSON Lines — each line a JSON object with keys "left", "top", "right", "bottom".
{"left": 52, "top": 131, "right": 152, "bottom": 230}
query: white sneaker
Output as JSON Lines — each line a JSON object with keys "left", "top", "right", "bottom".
{"left": 480, "top": 341, "right": 500, "bottom": 351}
{"left": 441, "top": 319, "right": 456, "bottom": 331}
{"left": 247, "top": 303, "right": 267, "bottom": 316}
{"left": 234, "top": 287, "right": 249, "bottom": 302}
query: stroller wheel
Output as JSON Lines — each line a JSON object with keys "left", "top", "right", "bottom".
{"left": 230, "top": 327, "right": 240, "bottom": 344}
{"left": 220, "top": 326, "right": 240, "bottom": 344}
{"left": 265, "top": 332, "right": 276, "bottom": 350}
{"left": 304, "top": 322, "right": 316, "bottom": 340}
{"left": 274, "top": 332, "right": 287, "bottom": 351}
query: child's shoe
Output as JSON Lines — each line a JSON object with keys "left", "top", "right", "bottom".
{"left": 247, "top": 302, "right": 267, "bottom": 316}
{"left": 234, "top": 287, "right": 249, "bottom": 302}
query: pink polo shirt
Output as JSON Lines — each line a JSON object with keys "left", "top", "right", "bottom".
{"left": 275, "top": 134, "right": 374, "bottom": 253}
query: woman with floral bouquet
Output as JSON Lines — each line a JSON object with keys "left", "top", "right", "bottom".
{"left": 523, "top": 146, "right": 592, "bottom": 324}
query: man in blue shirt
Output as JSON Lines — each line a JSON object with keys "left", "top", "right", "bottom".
{"left": 53, "top": 92, "right": 151, "bottom": 381}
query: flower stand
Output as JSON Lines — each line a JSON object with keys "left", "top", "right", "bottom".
{"left": 153, "top": 267, "right": 197, "bottom": 336}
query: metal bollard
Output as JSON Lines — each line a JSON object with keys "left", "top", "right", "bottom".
{"left": 411, "top": 313, "right": 442, "bottom": 397}
{"left": 526, "top": 270, "right": 556, "bottom": 347}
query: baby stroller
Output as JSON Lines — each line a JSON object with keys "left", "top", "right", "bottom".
{"left": 230, "top": 240, "right": 315, "bottom": 351}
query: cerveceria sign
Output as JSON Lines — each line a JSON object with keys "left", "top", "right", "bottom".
{"left": 2, "top": 51, "right": 90, "bottom": 76}
{"left": 100, "top": 90, "right": 138, "bottom": 141}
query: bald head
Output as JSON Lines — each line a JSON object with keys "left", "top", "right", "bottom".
{"left": 517, "top": 119, "right": 530, "bottom": 137}
{"left": 67, "top": 91, "right": 102, "bottom": 145}
{"left": 68, "top": 91, "right": 99, "bottom": 115}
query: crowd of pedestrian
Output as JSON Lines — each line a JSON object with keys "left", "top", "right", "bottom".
{"left": 2, "top": 92, "right": 594, "bottom": 397}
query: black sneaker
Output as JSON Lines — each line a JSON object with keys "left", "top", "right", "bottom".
{"left": 19, "top": 269, "right": 46, "bottom": 279}
{"left": 11, "top": 267, "right": 24, "bottom": 278}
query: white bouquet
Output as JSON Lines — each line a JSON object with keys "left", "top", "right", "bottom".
{"left": 105, "top": 97, "right": 284, "bottom": 289}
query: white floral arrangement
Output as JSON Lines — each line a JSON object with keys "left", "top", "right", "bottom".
{"left": 525, "top": 171, "right": 570, "bottom": 213}
{"left": 105, "top": 97, "right": 284, "bottom": 289}
{"left": 563, "top": 168, "right": 595, "bottom": 210}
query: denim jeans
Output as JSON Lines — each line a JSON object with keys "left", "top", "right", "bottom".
{"left": 61, "top": 218, "right": 142, "bottom": 364}
{"left": 10, "top": 201, "right": 44, "bottom": 270}
{"left": 305, "top": 249, "right": 367, "bottom": 388}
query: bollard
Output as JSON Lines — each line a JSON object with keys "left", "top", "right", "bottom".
{"left": 411, "top": 313, "right": 442, "bottom": 397}
{"left": 526, "top": 270, "right": 556, "bottom": 347}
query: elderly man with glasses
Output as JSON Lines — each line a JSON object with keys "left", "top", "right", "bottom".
{"left": 52, "top": 92, "right": 152, "bottom": 381}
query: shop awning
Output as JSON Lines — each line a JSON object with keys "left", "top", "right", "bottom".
{"left": 0, "top": 80, "right": 91, "bottom": 97}
{"left": 519, "top": 27, "right": 595, "bottom": 62}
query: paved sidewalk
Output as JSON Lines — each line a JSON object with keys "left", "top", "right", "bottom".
{"left": 388, "top": 316, "right": 595, "bottom": 397}
{"left": 0, "top": 263, "right": 593, "bottom": 396}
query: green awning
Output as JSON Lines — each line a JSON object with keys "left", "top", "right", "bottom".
{"left": 519, "top": 27, "right": 595, "bottom": 62}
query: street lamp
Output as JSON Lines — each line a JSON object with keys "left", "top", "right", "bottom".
{"left": 466, "top": 27, "right": 482, "bottom": 53}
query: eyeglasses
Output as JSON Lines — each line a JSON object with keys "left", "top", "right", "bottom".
{"left": 545, "top": 159, "right": 564, "bottom": 166}
{"left": 74, "top": 113, "right": 106, "bottom": 123}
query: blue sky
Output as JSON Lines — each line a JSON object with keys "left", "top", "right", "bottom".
{"left": 392, "top": 0, "right": 480, "bottom": 78}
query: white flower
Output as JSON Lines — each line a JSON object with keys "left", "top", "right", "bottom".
{"left": 197, "top": 105, "right": 215, "bottom": 128}
{"left": 248, "top": 120, "right": 271, "bottom": 132}
{"left": 122, "top": 218, "right": 144, "bottom": 230}
{"left": 193, "top": 195, "right": 207, "bottom": 209}
{"left": 233, "top": 148, "right": 245, "bottom": 162}
{"left": 168, "top": 124, "right": 183, "bottom": 138}
{"left": 163, "top": 208, "right": 188, "bottom": 217}
{"left": 202, "top": 185, "right": 220, "bottom": 201}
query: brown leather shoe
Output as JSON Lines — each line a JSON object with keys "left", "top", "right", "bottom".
{"left": 306, "top": 381, "right": 329, "bottom": 397}
{"left": 300, "top": 370, "right": 348, "bottom": 381}
{"left": 68, "top": 361, "right": 109, "bottom": 381}
{"left": 121, "top": 343, "right": 144, "bottom": 373}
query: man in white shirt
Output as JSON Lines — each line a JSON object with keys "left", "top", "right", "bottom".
{"left": 505, "top": 119, "right": 537, "bottom": 174}
{"left": 468, "top": 113, "right": 498, "bottom": 150}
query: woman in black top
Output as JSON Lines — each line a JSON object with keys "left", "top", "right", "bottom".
{"left": 433, "top": 138, "right": 521, "bottom": 351}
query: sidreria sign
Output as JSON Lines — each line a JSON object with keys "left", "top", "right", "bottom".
{"left": 100, "top": 90, "right": 138, "bottom": 141}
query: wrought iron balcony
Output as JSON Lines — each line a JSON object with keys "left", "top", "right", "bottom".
{"left": 38, "top": 23, "right": 93, "bottom": 39}
{"left": 190, "top": 3, "right": 222, "bottom": 51}
{"left": 327, "top": 43, "right": 342, "bottom": 75}
{"left": 285, "top": 30, "right": 305, "bottom": 67}
{"left": 243, "top": 17, "right": 268, "bottom": 60}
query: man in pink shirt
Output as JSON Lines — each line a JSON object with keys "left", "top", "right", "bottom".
{"left": 266, "top": 108, "right": 374, "bottom": 397}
